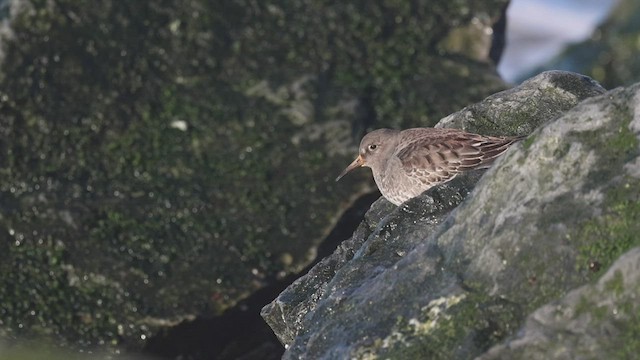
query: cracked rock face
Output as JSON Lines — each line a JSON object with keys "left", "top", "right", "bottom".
{"left": 262, "top": 71, "right": 640, "bottom": 359}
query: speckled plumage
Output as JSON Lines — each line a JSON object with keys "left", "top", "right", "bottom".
{"left": 336, "top": 128, "right": 524, "bottom": 205}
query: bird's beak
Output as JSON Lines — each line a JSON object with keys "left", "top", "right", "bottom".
{"left": 335, "top": 155, "right": 365, "bottom": 181}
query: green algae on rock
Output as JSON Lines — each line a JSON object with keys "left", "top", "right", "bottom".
{"left": 479, "top": 247, "right": 640, "bottom": 360}
{"left": 0, "top": 0, "right": 512, "bottom": 354}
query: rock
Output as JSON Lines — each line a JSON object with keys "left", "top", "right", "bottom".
{"left": 263, "top": 171, "right": 481, "bottom": 346}
{"left": 0, "top": 0, "right": 512, "bottom": 354}
{"left": 479, "top": 246, "right": 640, "bottom": 360}
{"left": 438, "top": 70, "right": 606, "bottom": 135}
{"left": 533, "top": 0, "right": 640, "bottom": 89}
{"left": 262, "top": 72, "right": 640, "bottom": 359}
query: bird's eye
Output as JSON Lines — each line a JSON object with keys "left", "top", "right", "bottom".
{"left": 368, "top": 144, "right": 378, "bottom": 151}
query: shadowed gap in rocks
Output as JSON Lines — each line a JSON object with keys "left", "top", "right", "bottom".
{"left": 142, "top": 191, "right": 381, "bottom": 360}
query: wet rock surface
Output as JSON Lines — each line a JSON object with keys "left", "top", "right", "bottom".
{"left": 262, "top": 72, "right": 640, "bottom": 359}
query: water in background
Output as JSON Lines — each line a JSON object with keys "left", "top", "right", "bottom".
{"left": 499, "top": 0, "right": 619, "bottom": 83}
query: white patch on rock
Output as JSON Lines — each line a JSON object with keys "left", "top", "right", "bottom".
{"left": 624, "top": 157, "right": 640, "bottom": 178}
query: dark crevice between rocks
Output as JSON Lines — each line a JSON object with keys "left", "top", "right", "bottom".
{"left": 141, "top": 191, "right": 381, "bottom": 360}
{"left": 489, "top": 2, "right": 509, "bottom": 66}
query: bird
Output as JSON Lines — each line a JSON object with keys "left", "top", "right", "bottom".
{"left": 336, "top": 128, "right": 524, "bottom": 205}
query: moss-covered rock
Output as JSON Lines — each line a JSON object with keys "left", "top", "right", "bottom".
{"left": 0, "top": 0, "right": 511, "bottom": 354}
{"left": 479, "top": 247, "right": 640, "bottom": 360}
{"left": 262, "top": 73, "right": 640, "bottom": 359}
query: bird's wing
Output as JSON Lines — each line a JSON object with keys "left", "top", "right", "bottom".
{"left": 396, "top": 131, "right": 522, "bottom": 185}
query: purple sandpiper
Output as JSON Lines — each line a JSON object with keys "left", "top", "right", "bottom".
{"left": 336, "top": 128, "right": 524, "bottom": 205}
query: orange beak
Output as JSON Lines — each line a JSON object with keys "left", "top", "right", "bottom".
{"left": 335, "top": 155, "right": 365, "bottom": 181}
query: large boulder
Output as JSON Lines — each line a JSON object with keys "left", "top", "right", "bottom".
{"left": 262, "top": 71, "right": 640, "bottom": 359}
{"left": 0, "top": 0, "right": 511, "bottom": 354}
{"left": 479, "top": 246, "right": 640, "bottom": 359}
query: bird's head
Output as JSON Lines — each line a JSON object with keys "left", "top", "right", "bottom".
{"left": 336, "top": 128, "right": 399, "bottom": 181}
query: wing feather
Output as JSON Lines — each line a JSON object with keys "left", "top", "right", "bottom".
{"left": 395, "top": 129, "right": 523, "bottom": 184}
